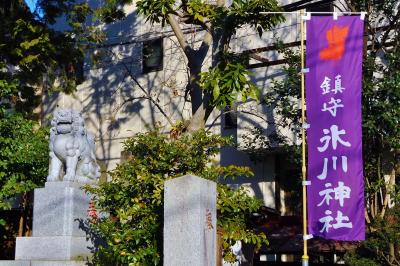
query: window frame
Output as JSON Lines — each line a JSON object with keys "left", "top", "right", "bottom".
{"left": 142, "top": 38, "right": 164, "bottom": 74}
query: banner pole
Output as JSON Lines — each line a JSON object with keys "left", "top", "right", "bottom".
{"left": 300, "top": 9, "right": 309, "bottom": 266}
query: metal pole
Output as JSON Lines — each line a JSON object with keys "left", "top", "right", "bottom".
{"left": 259, "top": 11, "right": 366, "bottom": 15}
{"left": 300, "top": 9, "right": 309, "bottom": 266}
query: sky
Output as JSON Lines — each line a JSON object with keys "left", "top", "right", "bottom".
{"left": 25, "top": 0, "right": 38, "bottom": 13}
{"left": 25, "top": 0, "right": 45, "bottom": 18}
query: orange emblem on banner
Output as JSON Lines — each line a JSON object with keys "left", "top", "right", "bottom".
{"left": 319, "top": 25, "right": 349, "bottom": 60}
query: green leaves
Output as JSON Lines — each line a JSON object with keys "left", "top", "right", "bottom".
{"left": 0, "top": 79, "right": 18, "bottom": 100}
{"left": 0, "top": 1, "right": 86, "bottom": 102}
{"left": 362, "top": 51, "right": 400, "bottom": 152}
{"left": 11, "top": 19, "right": 57, "bottom": 69}
{"left": 185, "top": 0, "right": 218, "bottom": 23}
{"left": 200, "top": 62, "right": 260, "bottom": 108}
{"left": 0, "top": 113, "right": 48, "bottom": 212}
{"left": 134, "top": 0, "right": 283, "bottom": 33}
{"left": 86, "top": 129, "right": 266, "bottom": 265}
{"left": 221, "top": 0, "right": 284, "bottom": 37}
{"left": 136, "top": 0, "right": 176, "bottom": 25}
{"left": 217, "top": 184, "right": 268, "bottom": 263}
{"left": 0, "top": 4, "right": 83, "bottom": 102}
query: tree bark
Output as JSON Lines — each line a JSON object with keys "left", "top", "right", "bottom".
{"left": 18, "top": 192, "right": 30, "bottom": 237}
{"left": 186, "top": 57, "right": 213, "bottom": 132}
{"left": 389, "top": 242, "right": 395, "bottom": 264}
{"left": 216, "top": 227, "right": 223, "bottom": 266}
{"left": 186, "top": 0, "right": 229, "bottom": 132}
{"left": 380, "top": 168, "right": 396, "bottom": 218}
{"left": 167, "top": 13, "right": 216, "bottom": 131}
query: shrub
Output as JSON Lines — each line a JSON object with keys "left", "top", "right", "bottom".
{"left": 85, "top": 129, "right": 268, "bottom": 265}
{"left": 0, "top": 113, "right": 48, "bottom": 225}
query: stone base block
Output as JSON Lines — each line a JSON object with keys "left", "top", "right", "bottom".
{"left": 31, "top": 261, "right": 87, "bottom": 266}
{"left": 15, "top": 236, "right": 92, "bottom": 261}
{"left": 0, "top": 261, "right": 30, "bottom": 266}
{"left": 32, "top": 182, "right": 92, "bottom": 237}
{"left": 0, "top": 261, "right": 86, "bottom": 266}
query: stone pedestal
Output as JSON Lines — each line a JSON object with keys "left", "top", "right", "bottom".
{"left": 14, "top": 182, "right": 93, "bottom": 265}
{"left": 164, "top": 175, "right": 217, "bottom": 266}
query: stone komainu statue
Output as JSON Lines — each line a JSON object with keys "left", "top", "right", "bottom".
{"left": 47, "top": 109, "right": 100, "bottom": 184}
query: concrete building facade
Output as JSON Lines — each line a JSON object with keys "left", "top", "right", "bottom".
{"left": 44, "top": 0, "right": 338, "bottom": 214}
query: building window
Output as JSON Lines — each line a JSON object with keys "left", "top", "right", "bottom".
{"left": 283, "top": 0, "right": 334, "bottom": 12}
{"left": 142, "top": 38, "right": 163, "bottom": 74}
{"left": 224, "top": 106, "right": 237, "bottom": 129}
{"left": 307, "top": 1, "right": 334, "bottom": 15}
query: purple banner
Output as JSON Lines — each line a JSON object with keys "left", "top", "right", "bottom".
{"left": 306, "top": 16, "right": 365, "bottom": 240}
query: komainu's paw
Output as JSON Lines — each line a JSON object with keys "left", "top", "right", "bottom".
{"left": 47, "top": 175, "right": 59, "bottom": 182}
{"left": 76, "top": 175, "right": 96, "bottom": 184}
{"left": 64, "top": 174, "right": 75, "bottom": 182}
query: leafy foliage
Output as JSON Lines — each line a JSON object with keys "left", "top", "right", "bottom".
{"left": 0, "top": 0, "right": 86, "bottom": 111}
{"left": 0, "top": 0, "right": 77, "bottom": 230}
{"left": 0, "top": 113, "right": 48, "bottom": 215}
{"left": 135, "top": 0, "right": 284, "bottom": 37}
{"left": 85, "top": 129, "right": 267, "bottom": 265}
{"left": 136, "top": 0, "right": 175, "bottom": 26}
{"left": 200, "top": 62, "right": 259, "bottom": 108}
{"left": 0, "top": 1, "right": 84, "bottom": 217}
{"left": 348, "top": 2, "right": 399, "bottom": 264}
{"left": 345, "top": 205, "right": 400, "bottom": 266}
{"left": 220, "top": 0, "right": 284, "bottom": 37}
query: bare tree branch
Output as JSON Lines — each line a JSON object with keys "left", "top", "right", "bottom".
{"left": 113, "top": 96, "right": 148, "bottom": 114}
{"left": 344, "top": 0, "right": 357, "bottom": 12}
{"left": 109, "top": 50, "right": 174, "bottom": 126}
{"left": 120, "top": 62, "right": 174, "bottom": 126}
{"left": 379, "top": 12, "right": 400, "bottom": 50}
{"left": 206, "top": 109, "right": 271, "bottom": 132}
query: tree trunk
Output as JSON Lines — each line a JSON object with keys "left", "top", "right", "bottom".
{"left": 18, "top": 192, "right": 30, "bottom": 237}
{"left": 380, "top": 168, "right": 396, "bottom": 218}
{"left": 186, "top": 49, "right": 213, "bottom": 132}
{"left": 186, "top": 0, "right": 227, "bottom": 132}
{"left": 216, "top": 227, "right": 223, "bottom": 266}
{"left": 389, "top": 242, "right": 395, "bottom": 264}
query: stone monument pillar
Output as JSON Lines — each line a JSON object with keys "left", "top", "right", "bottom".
{"left": 164, "top": 175, "right": 217, "bottom": 266}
